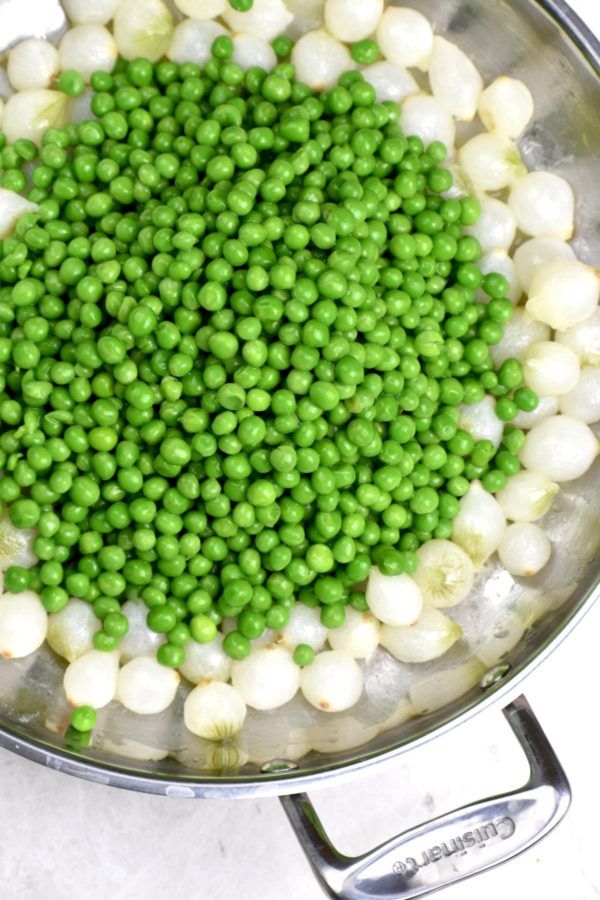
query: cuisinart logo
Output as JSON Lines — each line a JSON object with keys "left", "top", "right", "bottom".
{"left": 392, "top": 817, "right": 516, "bottom": 876}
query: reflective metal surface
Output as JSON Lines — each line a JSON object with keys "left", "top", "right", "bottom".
{"left": 0, "top": 0, "right": 599, "bottom": 801}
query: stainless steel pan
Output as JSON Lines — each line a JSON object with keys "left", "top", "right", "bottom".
{"left": 0, "top": 1, "right": 599, "bottom": 896}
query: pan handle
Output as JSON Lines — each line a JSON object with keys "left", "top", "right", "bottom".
{"left": 280, "top": 694, "right": 570, "bottom": 899}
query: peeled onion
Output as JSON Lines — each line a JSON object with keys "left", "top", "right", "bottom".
{"left": 1, "top": 90, "right": 68, "bottom": 145}
{"left": 58, "top": 25, "right": 117, "bottom": 81}
{"left": 277, "top": 604, "right": 327, "bottom": 653}
{"left": 478, "top": 76, "right": 534, "bottom": 138}
{"left": 508, "top": 172, "right": 574, "bottom": 239}
{"left": 232, "top": 33, "right": 277, "bottom": 72}
{"left": 520, "top": 415, "right": 599, "bottom": 482}
{"left": 46, "top": 599, "right": 99, "bottom": 663}
{"left": 222, "top": 0, "right": 293, "bottom": 41}
{"left": 477, "top": 249, "right": 521, "bottom": 303}
{"left": 428, "top": 36, "right": 482, "bottom": 121}
{"left": 525, "top": 259, "right": 600, "bottom": 331}
{"left": 523, "top": 341, "right": 580, "bottom": 396}
{"left": 452, "top": 481, "right": 506, "bottom": 567}
{"left": 412, "top": 540, "right": 475, "bottom": 608}
{"left": 117, "top": 656, "right": 180, "bottom": 715}
{"left": 556, "top": 309, "right": 600, "bottom": 366}
{"left": 400, "top": 94, "right": 455, "bottom": 154}
{"left": 63, "top": 649, "right": 119, "bottom": 708}
{"left": 167, "top": 18, "right": 227, "bottom": 66}
{"left": 0, "top": 590, "right": 47, "bottom": 659}
{"left": 118, "top": 599, "right": 165, "bottom": 663}
{"left": 361, "top": 61, "right": 419, "bottom": 104}
{"left": 459, "top": 133, "right": 525, "bottom": 192}
{"left": 0, "top": 66, "right": 12, "bottom": 98}
{"left": 231, "top": 644, "right": 300, "bottom": 710}
{"left": 291, "top": 30, "right": 353, "bottom": 91}
{"left": 173, "top": 0, "right": 226, "bottom": 18}
{"left": 0, "top": 513, "right": 36, "bottom": 569}
{"left": 300, "top": 650, "right": 363, "bottom": 712}
{"left": 376, "top": 7, "right": 433, "bottom": 70}
{"left": 490, "top": 307, "right": 550, "bottom": 367}
{"left": 327, "top": 607, "right": 381, "bottom": 658}
{"left": 498, "top": 523, "right": 551, "bottom": 577}
{"left": 381, "top": 607, "right": 462, "bottom": 664}
{"left": 466, "top": 197, "right": 516, "bottom": 253}
{"left": 285, "top": 0, "right": 325, "bottom": 36}
{"left": 62, "top": 0, "right": 122, "bottom": 24}
{"left": 184, "top": 681, "right": 247, "bottom": 740}
{"left": 178, "top": 633, "right": 232, "bottom": 683}
{"left": 495, "top": 470, "right": 559, "bottom": 523}
{"left": 513, "top": 237, "right": 576, "bottom": 293}
{"left": 7, "top": 39, "right": 59, "bottom": 91}
{"left": 458, "top": 395, "right": 504, "bottom": 447}
{"left": 324, "top": 0, "right": 383, "bottom": 42}
{"left": 114, "top": 0, "right": 174, "bottom": 61}
{"left": 366, "top": 569, "right": 423, "bottom": 626}
{"left": 559, "top": 367, "right": 600, "bottom": 423}
{"left": 513, "top": 394, "right": 559, "bottom": 430}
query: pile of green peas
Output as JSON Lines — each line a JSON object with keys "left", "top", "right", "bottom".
{"left": 0, "top": 36, "right": 538, "bottom": 668}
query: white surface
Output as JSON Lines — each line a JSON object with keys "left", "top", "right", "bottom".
{"left": 2, "top": 1, "right": 600, "bottom": 898}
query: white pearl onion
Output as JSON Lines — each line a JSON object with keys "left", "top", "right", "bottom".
{"left": 490, "top": 307, "right": 550, "bottom": 367}
{"left": 380, "top": 608, "right": 462, "bottom": 664}
{"left": 513, "top": 237, "right": 576, "bottom": 293}
{"left": 458, "top": 395, "right": 504, "bottom": 447}
{"left": 324, "top": 0, "right": 383, "bottom": 42}
{"left": 178, "top": 633, "right": 232, "bottom": 684}
{"left": 0, "top": 513, "right": 37, "bottom": 570}
{"left": 512, "top": 394, "right": 559, "bottom": 431}
{"left": 232, "top": 33, "right": 277, "bottom": 72}
{"left": 222, "top": 0, "right": 293, "bottom": 41}
{"left": 114, "top": 0, "right": 174, "bottom": 62}
{"left": 58, "top": 25, "right": 117, "bottom": 81}
{"left": 184, "top": 681, "right": 247, "bottom": 740}
{"left": 520, "top": 415, "right": 599, "bottom": 482}
{"left": 428, "top": 36, "right": 482, "bottom": 121}
{"left": 46, "top": 599, "right": 99, "bottom": 663}
{"left": 508, "top": 172, "right": 574, "bottom": 240}
{"left": 452, "top": 481, "right": 506, "bottom": 567}
{"left": 376, "top": 7, "right": 433, "bottom": 70}
{"left": 361, "top": 62, "right": 419, "bottom": 104}
{"left": 277, "top": 604, "right": 327, "bottom": 652}
{"left": 118, "top": 600, "right": 165, "bottom": 663}
{"left": 366, "top": 569, "right": 423, "bottom": 626}
{"left": 300, "top": 650, "right": 363, "bottom": 712}
{"left": 498, "top": 523, "right": 551, "bottom": 577}
{"left": 291, "top": 30, "right": 353, "bottom": 91}
{"left": 327, "top": 608, "right": 381, "bottom": 658}
{"left": 495, "top": 470, "right": 559, "bottom": 523}
{"left": 466, "top": 198, "right": 516, "bottom": 253}
{"left": 1, "top": 90, "right": 69, "bottom": 145}
{"left": 478, "top": 77, "right": 534, "bottom": 139}
{"left": 231, "top": 644, "right": 300, "bottom": 710}
{"left": 459, "top": 133, "right": 525, "bottom": 192}
{"left": 7, "top": 39, "right": 59, "bottom": 91}
{"left": 285, "top": 0, "right": 326, "bottom": 37}
{"left": 167, "top": 20, "right": 227, "bottom": 66}
{"left": 63, "top": 649, "right": 120, "bottom": 709}
{"left": 413, "top": 540, "right": 475, "bottom": 608}
{"left": 477, "top": 249, "right": 521, "bottom": 303}
{"left": 117, "top": 657, "right": 180, "bottom": 715}
{"left": 523, "top": 342, "right": 580, "bottom": 396}
{"left": 62, "top": 0, "right": 122, "bottom": 24}
{"left": 400, "top": 95, "right": 455, "bottom": 154}
{"left": 556, "top": 309, "right": 600, "bottom": 366}
{"left": 0, "top": 590, "right": 47, "bottom": 659}
{"left": 525, "top": 259, "right": 600, "bottom": 331}
{"left": 559, "top": 368, "right": 600, "bottom": 423}
{"left": 173, "top": 0, "right": 227, "bottom": 18}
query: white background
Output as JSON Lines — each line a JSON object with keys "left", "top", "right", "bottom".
{"left": 2, "top": 1, "right": 600, "bottom": 898}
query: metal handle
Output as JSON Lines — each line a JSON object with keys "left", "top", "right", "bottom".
{"left": 280, "top": 695, "right": 571, "bottom": 899}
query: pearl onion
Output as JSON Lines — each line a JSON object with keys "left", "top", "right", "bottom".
{"left": 459, "top": 133, "right": 525, "bottom": 192}
{"left": 0, "top": 590, "right": 47, "bottom": 659}
{"left": 184, "top": 681, "right": 246, "bottom": 740}
{"left": 495, "top": 470, "right": 560, "bottom": 523}
{"left": 232, "top": 33, "right": 277, "bottom": 72}
{"left": 178, "top": 634, "right": 232, "bottom": 684}
{"left": 478, "top": 77, "right": 534, "bottom": 138}
{"left": 324, "top": 0, "right": 383, "bottom": 42}
{"left": 559, "top": 368, "right": 600, "bottom": 424}
{"left": 498, "top": 523, "right": 551, "bottom": 577}
{"left": 58, "top": 25, "right": 117, "bottom": 80}
{"left": 490, "top": 307, "right": 550, "bottom": 367}
{"left": 46, "top": 599, "right": 99, "bottom": 663}
{"left": 361, "top": 62, "right": 419, "bottom": 104}
{"left": 413, "top": 540, "right": 475, "bottom": 608}
{"left": 7, "top": 39, "right": 59, "bottom": 90}
{"left": 513, "top": 237, "right": 575, "bottom": 293}
{"left": 231, "top": 644, "right": 300, "bottom": 710}
{"left": 173, "top": 0, "right": 226, "bottom": 18}
{"left": 167, "top": 19, "right": 228, "bottom": 66}
{"left": 62, "top": 0, "right": 122, "bottom": 24}
{"left": 300, "top": 650, "right": 363, "bottom": 712}
{"left": 63, "top": 649, "right": 120, "bottom": 709}
{"left": 1, "top": 91, "right": 68, "bottom": 145}
{"left": 376, "top": 7, "right": 433, "bottom": 70}
{"left": 117, "top": 657, "right": 180, "bottom": 715}
{"left": 119, "top": 600, "right": 165, "bottom": 663}
{"left": 428, "top": 36, "right": 483, "bottom": 121}
{"left": 452, "top": 481, "right": 506, "bottom": 567}
{"left": 556, "top": 309, "right": 600, "bottom": 366}
{"left": 512, "top": 394, "right": 559, "bottom": 431}
{"left": 291, "top": 30, "right": 353, "bottom": 91}
{"left": 366, "top": 569, "right": 423, "bottom": 626}
{"left": 520, "top": 415, "right": 598, "bottom": 482}
{"left": 508, "top": 172, "right": 574, "bottom": 239}
{"left": 278, "top": 604, "right": 327, "bottom": 652}
{"left": 526, "top": 259, "right": 600, "bottom": 331}
{"left": 458, "top": 395, "right": 504, "bottom": 447}
{"left": 400, "top": 95, "right": 455, "bottom": 154}
{"left": 327, "top": 608, "right": 381, "bottom": 658}
{"left": 222, "top": 0, "right": 293, "bottom": 41}
{"left": 114, "top": 0, "right": 174, "bottom": 62}
{"left": 0, "top": 512, "right": 37, "bottom": 569}
{"left": 466, "top": 198, "right": 516, "bottom": 253}
{"left": 523, "top": 342, "right": 580, "bottom": 396}
{"left": 477, "top": 249, "right": 521, "bottom": 303}
{"left": 380, "top": 608, "right": 462, "bottom": 664}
